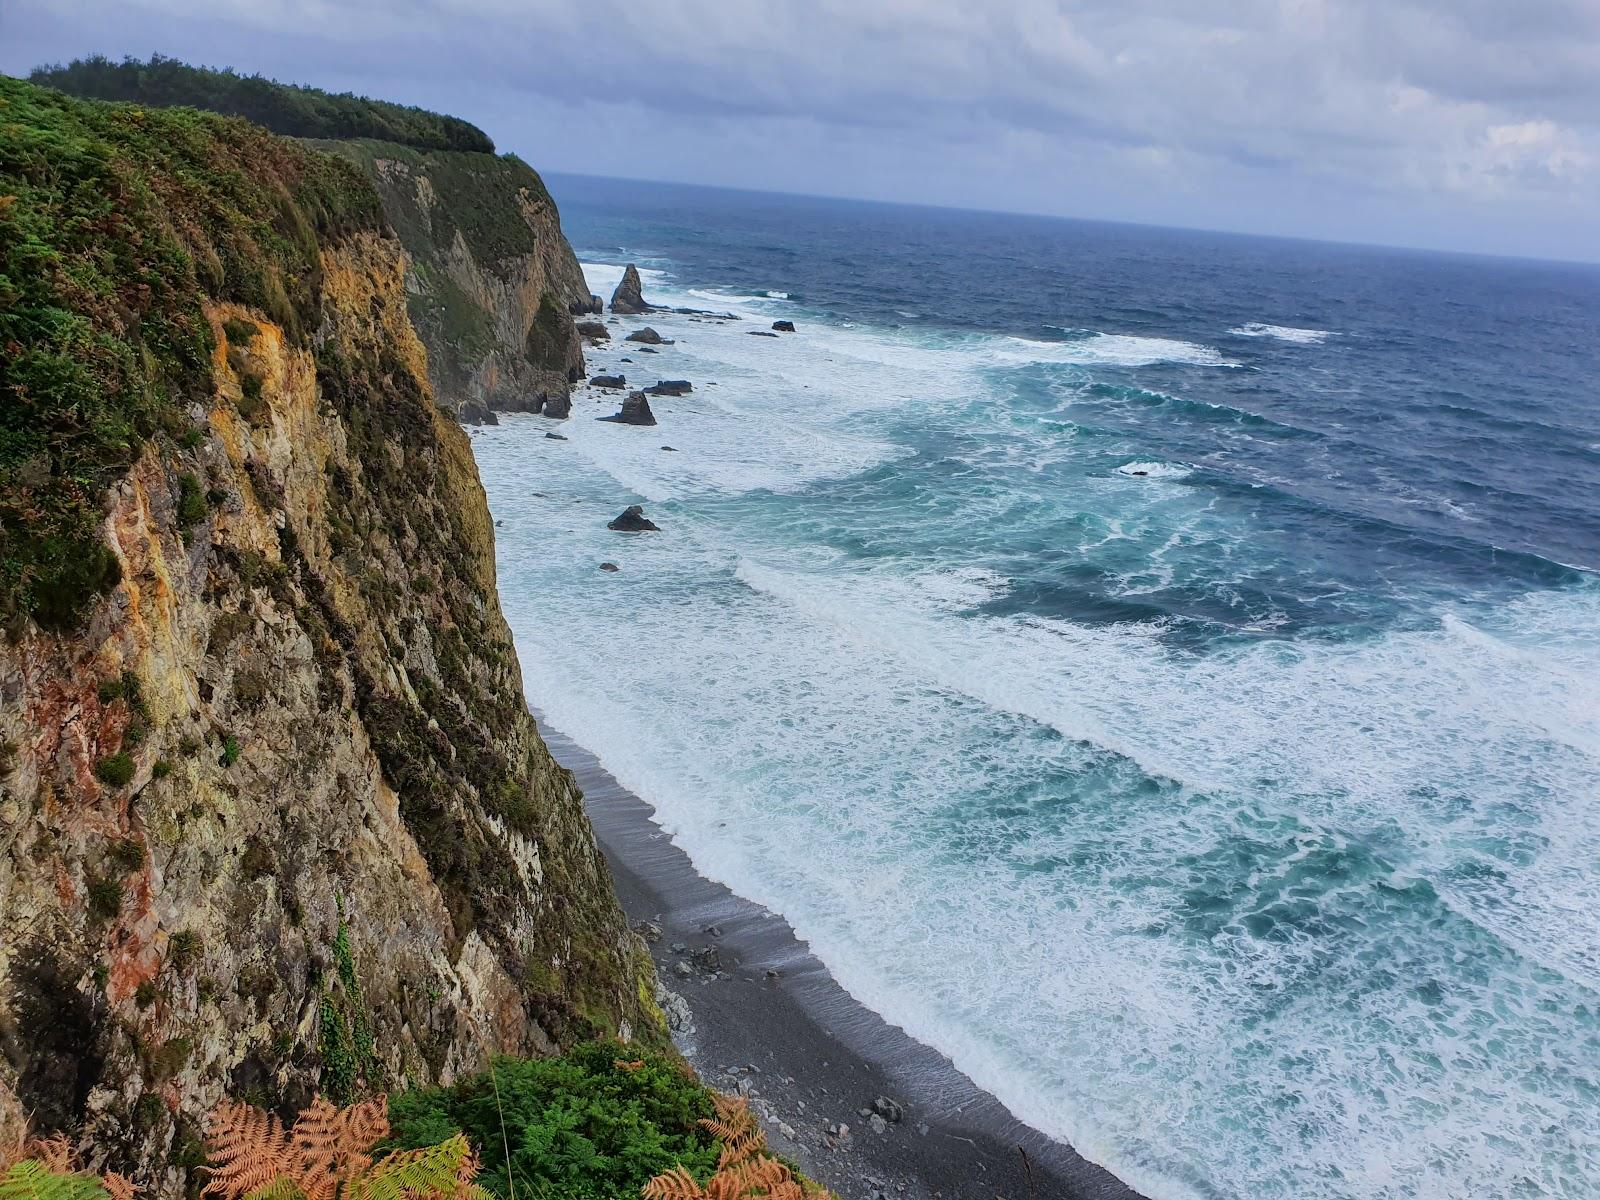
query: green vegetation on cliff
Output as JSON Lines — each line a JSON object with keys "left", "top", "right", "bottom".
{"left": 29, "top": 55, "right": 494, "bottom": 153}
{"left": 306, "top": 138, "right": 553, "bottom": 267}
{"left": 0, "top": 75, "right": 383, "bottom": 630}
{"left": 389, "top": 1043, "right": 722, "bottom": 1200}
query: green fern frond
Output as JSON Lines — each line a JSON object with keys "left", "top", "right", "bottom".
{"left": 0, "top": 1160, "right": 110, "bottom": 1200}
{"left": 350, "top": 1136, "right": 471, "bottom": 1200}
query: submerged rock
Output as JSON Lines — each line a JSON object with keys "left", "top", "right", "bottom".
{"left": 598, "top": 391, "right": 657, "bottom": 426}
{"left": 544, "top": 431, "right": 568, "bottom": 440}
{"left": 608, "top": 504, "right": 661, "bottom": 532}
{"left": 590, "top": 374, "right": 627, "bottom": 389}
{"left": 610, "top": 264, "right": 650, "bottom": 314}
{"left": 772, "top": 320, "right": 796, "bottom": 332}
{"left": 746, "top": 329, "right": 779, "bottom": 337}
{"left": 646, "top": 379, "right": 692, "bottom": 396}
{"left": 625, "top": 326, "right": 672, "bottom": 344}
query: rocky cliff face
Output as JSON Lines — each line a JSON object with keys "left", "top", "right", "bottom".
{"left": 0, "top": 80, "right": 658, "bottom": 1191}
{"left": 310, "top": 141, "right": 593, "bottom": 424}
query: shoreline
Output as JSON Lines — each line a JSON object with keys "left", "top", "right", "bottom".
{"left": 538, "top": 717, "right": 1147, "bottom": 1200}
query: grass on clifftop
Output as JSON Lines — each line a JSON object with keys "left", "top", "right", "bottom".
{"left": 31, "top": 54, "right": 494, "bottom": 153}
{"left": 0, "top": 75, "right": 385, "bottom": 631}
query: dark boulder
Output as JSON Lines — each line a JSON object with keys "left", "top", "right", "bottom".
{"left": 607, "top": 505, "right": 660, "bottom": 532}
{"left": 646, "top": 380, "right": 693, "bottom": 396}
{"left": 625, "top": 327, "right": 673, "bottom": 345}
{"left": 610, "top": 264, "right": 650, "bottom": 314}
{"left": 538, "top": 391, "right": 572, "bottom": 419}
{"left": 577, "top": 320, "right": 610, "bottom": 342}
{"left": 637, "top": 346, "right": 659, "bottom": 354}
{"left": 568, "top": 294, "right": 603, "bottom": 315}
{"left": 590, "top": 374, "right": 627, "bottom": 389}
{"left": 598, "top": 391, "right": 658, "bottom": 426}
{"left": 599, "top": 562, "right": 620, "bottom": 572}
{"left": 747, "top": 329, "right": 779, "bottom": 337}
{"left": 772, "top": 320, "right": 796, "bottom": 332}
{"left": 545, "top": 432, "right": 568, "bottom": 440}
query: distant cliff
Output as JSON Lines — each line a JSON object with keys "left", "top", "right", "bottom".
{"left": 31, "top": 56, "right": 594, "bottom": 423}
{"left": 0, "top": 76, "right": 657, "bottom": 1193}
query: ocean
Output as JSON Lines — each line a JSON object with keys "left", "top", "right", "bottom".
{"left": 470, "top": 174, "right": 1600, "bottom": 1200}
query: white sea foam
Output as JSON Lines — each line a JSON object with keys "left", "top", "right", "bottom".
{"left": 1115, "top": 460, "right": 1192, "bottom": 480}
{"left": 1229, "top": 322, "right": 1336, "bottom": 345}
{"left": 475, "top": 262, "right": 1600, "bottom": 1200}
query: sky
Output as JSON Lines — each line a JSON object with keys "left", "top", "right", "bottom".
{"left": 5, "top": 0, "right": 1600, "bottom": 262}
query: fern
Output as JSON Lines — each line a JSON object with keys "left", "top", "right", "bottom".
{"left": 205, "top": 1097, "right": 478, "bottom": 1200}
{"left": 697, "top": 1097, "right": 763, "bottom": 1171}
{"left": 647, "top": 1094, "right": 834, "bottom": 1200}
{"left": 0, "top": 1116, "right": 134, "bottom": 1200}
{"left": 0, "top": 1160, "right": 112, "bottom": 1200}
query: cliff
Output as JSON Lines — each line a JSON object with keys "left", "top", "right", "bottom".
{"left": 29, "top": 57, "right": 594, "bottom": 424}
{"left": 307, "top": 139, "right": 592, "bottom": 423}
{"left": 0, "top": 76, "right": 658, "bottom": 1192}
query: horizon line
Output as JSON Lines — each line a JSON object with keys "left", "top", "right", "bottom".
{"left": 542, "top": 168, "right": 1600, "bottom": 272}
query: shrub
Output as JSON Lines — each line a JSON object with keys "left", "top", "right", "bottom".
{"left": 388, "top": 1042, "right": 720, "bottom": 1200}
{"left": 108, "top": 837, "right": 146, "bottom": 871}
{"left": 169, "top": 929, "right": 203, "bottom": 971}
{"left": 88, "top": 876, "right": 124, "bottom": 920}
{"left": 151, "top": 759, "right": 172, "bottom": 780}
{"left": 219, "top": 736, "right": 241, "bottom": 768}
{"left": 177, "top": 475, "right": 208, "bottom": 529}
{"left": 221, "top": 317, "right": 260, "bottom": 344}
{"left": 94, "top": 754, "right": 136, "bottom": 787}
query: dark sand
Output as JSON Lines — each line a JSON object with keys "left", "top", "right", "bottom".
{"left": 539, "top": 721, "right": 1146, "bottom": 1200}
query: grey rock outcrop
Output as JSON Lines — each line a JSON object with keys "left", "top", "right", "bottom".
{"left": 607, "top": 504, "right": 661, "bottom": 531}
{"left": 610, "top": 264, "right": 650, "bottom": 314}
{"left": 625, "top": 327, "right": 671, "bottom": 345}
{"left": 598, "top": 391, "right": 658, "bottom": 426}
{"left": 646, "top": 380, "right": 692, "bottom": 396}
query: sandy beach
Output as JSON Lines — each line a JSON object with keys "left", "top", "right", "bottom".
{"left": 538, "top": 720, "right": 1143, "bottom": 1200}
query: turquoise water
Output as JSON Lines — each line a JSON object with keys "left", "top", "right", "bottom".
{"left": 472, "top": 179, "right": 1600, "bottom": 1200}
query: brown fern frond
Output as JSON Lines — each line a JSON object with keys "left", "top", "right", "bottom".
{"left": 284, "top": 1096, "right": 342, "bottom": 1200}
{"left": 612, "top": 1060, "right": 644, "bottom": 1073}
{"left": 337, "top": 1098, "right": 388, "bottom": 1170}
{"left": 201, "top": 1100, "right": 290, "bottom": 1200}
{"left": 100, "top": 1173, "right": 135, "bottom": 1200}
{"left": 641, "top": 1165, "right": 704, "bottom": 1200}
{"left": 25, "top": 1141, "right": 73, "bottom": 1177}
{"left": 698, "top": 1096, "right": 765, "bottom": 1169}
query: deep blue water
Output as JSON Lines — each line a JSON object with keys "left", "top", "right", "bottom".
{"left": 474, "top": 174, "right": 1600, "bottom": 1200}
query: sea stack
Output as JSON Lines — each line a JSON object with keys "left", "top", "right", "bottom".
{"left": 611, "top": 264, "right": 649, "bottom": 314}
{"left": 599, "top": 391, "right": 658, "bottom": 426}
{"left": 608, "top": 504, "right": 661, "bottom": 531}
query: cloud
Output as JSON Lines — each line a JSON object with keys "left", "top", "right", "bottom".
{"left": 4, "top": 0, "right": 1599, "bottom": 258}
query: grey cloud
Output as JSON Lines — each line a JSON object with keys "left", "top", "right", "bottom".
{"left": 4, "top": 0, "right": 1598, "bottom": 259}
